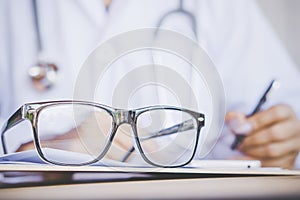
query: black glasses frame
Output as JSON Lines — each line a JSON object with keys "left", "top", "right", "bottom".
{"left": 1, "top": 100, "right": 205, "bottom": 168}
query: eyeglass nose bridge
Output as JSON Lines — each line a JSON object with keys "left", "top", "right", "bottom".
{"left": 114, "top": 110, "right": 135, "bottom": 126}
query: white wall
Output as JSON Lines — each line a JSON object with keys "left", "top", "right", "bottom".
{"left": 257, "top": 0, "right": 300, "bottom": 70}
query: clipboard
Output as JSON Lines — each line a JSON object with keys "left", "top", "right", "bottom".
{"left": 1, "top": 149, "right": 300, "bottom": 188}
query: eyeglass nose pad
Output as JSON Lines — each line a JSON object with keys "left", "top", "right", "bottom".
{"left": 109, "top": 110, "right": 136, "bottom": 145}
{"left": 114, "top": 110, "right": 135, "bottom": 126}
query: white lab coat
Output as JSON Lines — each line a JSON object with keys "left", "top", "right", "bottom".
{"left": 1, "top": 0, "right": 300, "bottom": 167}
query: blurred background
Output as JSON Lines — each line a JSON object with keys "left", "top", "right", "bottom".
{"left": 257, "top": 0, "right": 300, "bottom": 70}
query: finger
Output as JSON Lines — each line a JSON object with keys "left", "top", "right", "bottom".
{"left": 241, "top": 119, "right": 300, "bottom": 148}
{"left": 247, "top": 104, "right": 295, "bottom": 132}
{"left": 226, "top": 112, "right": 252, "bottom": 134}
{"left": 261, "top": 151, "right": 298, "bottom": 169}
{"left": 17, "top": 141, "right": 35, "bottom": 152}
{"left": 229, "top": 155, "right": 255, "bottom": 160}
{"left": 226, "top": 112, "right": 246, "bottom": 124}
{"left": 240, "top": 135, "right": 300, "bottom": 159}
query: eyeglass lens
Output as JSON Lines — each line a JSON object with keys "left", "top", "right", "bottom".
{"left": 136, "top": 109, "right": 198, "bottom": 166}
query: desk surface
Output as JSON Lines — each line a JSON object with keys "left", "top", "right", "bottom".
{"left": 1, "top": 176, "right": 300, "bottom": 199}
{"left": 1, "top": 165, "right": 300, "bottom": 199}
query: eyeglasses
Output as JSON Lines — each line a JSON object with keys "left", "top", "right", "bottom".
{"left": 1, "top": 101, "right": 205, "bottom": 168}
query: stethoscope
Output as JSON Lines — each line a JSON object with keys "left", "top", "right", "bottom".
{"left": 156, "top": 0, "right": 197, "bottom": 40}
{"left": 28, "top": 0, "right": 197, "bottom": 92}
{"left": 28, "top": 0, "right": 59, "bottom": 91}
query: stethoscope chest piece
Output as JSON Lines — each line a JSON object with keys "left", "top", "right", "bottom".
{"left": 28, "top": 61, "right": 58, "bottom": 91}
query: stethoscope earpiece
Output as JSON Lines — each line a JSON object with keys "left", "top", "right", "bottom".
{"left": 28, "top": 62, "right": 58, "bottom": 91}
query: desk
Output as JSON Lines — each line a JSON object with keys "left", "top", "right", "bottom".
{"left": 1, "top": 176, "right": 300, "bottom": 199}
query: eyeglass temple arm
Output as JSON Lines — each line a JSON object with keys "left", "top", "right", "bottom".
{"left": 121, "top": 118, "right": 200, "bottom": 162}
{"left": 1, "top": 106, "right": 26, "bottom": 154}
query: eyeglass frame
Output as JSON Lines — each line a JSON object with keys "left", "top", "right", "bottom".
{"left": 1, "top": 100, "right": 205, "bottom": 168}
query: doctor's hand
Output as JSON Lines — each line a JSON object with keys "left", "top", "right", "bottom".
{"left": 226, "top": 104, "right": 300, "bottom": 169}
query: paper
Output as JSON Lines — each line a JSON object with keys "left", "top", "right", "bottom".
{"left": 1, "top": 149, "right": 300, "bottom": 176}
{"left": 0, "top": 149, "right": 136, "bottom": 167}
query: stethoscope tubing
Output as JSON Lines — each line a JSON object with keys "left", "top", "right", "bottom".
{"left": 32, "top": 0, "right": 42, "bottom": 53}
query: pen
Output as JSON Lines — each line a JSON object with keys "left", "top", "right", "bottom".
{"left": 231, "top": 79, "right": 280, "bottom": 150}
